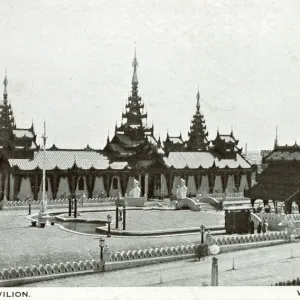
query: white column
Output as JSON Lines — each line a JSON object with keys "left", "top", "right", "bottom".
{"left": 17, "top": 177, "right": 31, "bottom": 200}
{"left": 144, "top": 174, "right": 149, "bottom": 199}
{"left": 239, "top": 174, "right": 249, "bottom": 192}
{"left": 199, "top": 175, "right": 209, "bottom": 194}
{"left": 9, "top": 174, "right": 14, "bottom": 200}
{"left": 187, "top": 175, "right": 197, "bottom": 196}
{"left": 56, "top": 177, "right": 70, "bottom": 199}
{"left": 213, "top": 175, "right": 223, "bottom": 193}
{"left": 92, "top": 176, "right": 105, "bottom": 198}
{"left": 226, "top": 175, "right": 235, "bottom": 192}
{"left": 172, "top": 176, "right": 181, "bottom": 195}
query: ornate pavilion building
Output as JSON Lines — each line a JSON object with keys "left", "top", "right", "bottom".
{"left": 2, "top": 51, "right": 253, "bottom": 201}
{"left": 247, "top": 138, "right": 300, "bottom": 213}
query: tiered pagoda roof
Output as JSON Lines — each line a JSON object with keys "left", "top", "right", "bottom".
{"left": 247, "top": 143, "right": 300, "bottom": 201}
{"left": 186, "top": 90, "right": 209, "bottom": 151}
{"left": 103, "top": 49, "right": 164, "bottom": 160}
{"left": 0, "top": 74, "right": 38, "bottom": 159}
{"left": 163, "top": 132, "right": 186, "bottom": 154}
{"left": 211, "top": 130, "right": 243, "bottom": 160}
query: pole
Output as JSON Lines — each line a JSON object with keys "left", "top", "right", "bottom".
{"left": 108, "top": 222, "right": 111, "bottom": 237}
{"left": 123, "top": 205, "right": 126, "bottom": 230}
{"left": 116, "top": 203, "right": 119, "bottom": 229}
{"left": 68, "top": 197, "right": 72, "bottom": 217}
{"left": 28, "top": 203, "right": 31, "bottom": 215}
{"left": 42, "top": 121, "right": 46, "bottom": 208}
{"left": 211, "top": 256, "right": 218, "bottom": 286}
{"left": 100, "top": 246, "right": 103, "bottom": 261}
{"left": 74, "top": 195, "right": 77, "bottom": 218}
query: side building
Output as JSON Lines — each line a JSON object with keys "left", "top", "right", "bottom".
{"left": 3, "top": 51, "right": 253, "bottom": 200}
{"left": 247, "top": 143, "right": 300, "bottom": 213}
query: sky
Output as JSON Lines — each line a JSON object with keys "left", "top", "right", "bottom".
{"left": 0, "top": 0, "right": 300, "bottom": 151}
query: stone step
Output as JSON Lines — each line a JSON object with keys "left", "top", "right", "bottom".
{"left": 198, "top": 202, "right": 216, "bottom": 211}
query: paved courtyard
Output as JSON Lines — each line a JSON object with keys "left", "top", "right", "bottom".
{"left": 0, "top": 208, "right": 223, "bottom": 269}
{"left": 73, "top": 209, "right": 224, "bottom": 231}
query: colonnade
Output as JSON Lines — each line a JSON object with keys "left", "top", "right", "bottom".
{"left": 9, "top": 171, "right": 252, "bottom": 200}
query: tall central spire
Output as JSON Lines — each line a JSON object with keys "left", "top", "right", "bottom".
{"left": 132, "top": 42, "right": 138, "bottom": 88}
{"left": 3, "top": 72, "right": 8, "bottom": 102}
{"left": 186, "top": 88, "right": 209, "bottom": 151}
{"left": 196, "top": 86, "right": 200, "bottom": 112}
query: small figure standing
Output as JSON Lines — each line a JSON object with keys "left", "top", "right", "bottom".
{"left": 257, "top": 221, "right": 262, "bottom": 234}
{"left": 262, "top": 220, "right": 267, "bottom": 233}
{"left": 249, "top": 220, "right": 255, "bottom": 234}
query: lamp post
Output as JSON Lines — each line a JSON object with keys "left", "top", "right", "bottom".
{"left": 123, "top": 203, "right": 126, "bottom": 230}
{"left": 68, "top": 195, "right": 72, "bottom": 217}
{"left": 27, "top": 195, "right": 32, "bottom": 215}
{"left": 74, "top": 194, "right": 77, "bottom": 218}
{"left": 107, "top": 214, "right": 112, "bottom": 237}
{"left": 115, "top": 199, "right": 119, "bottom": 229}
{"left": 200, "top": 224, "right": 206, "bottom": 244}
{"left": 99, "top": 237, "right": 105, "bottom": 261}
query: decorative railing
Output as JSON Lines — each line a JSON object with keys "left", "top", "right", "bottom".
{"left": 212, "top": 231, "right": 289, "bottom": 246}
{"left": 0, "top": 232, "right": 289, "bottom": 283}
{"left": 198, "top": 192, "right": 245, "bottom": 199}
{"left": 4, "top": 197, "right": 118, "bottom": 208}
{"left": 0, "top": 244, "right": 196, "bottom": 281}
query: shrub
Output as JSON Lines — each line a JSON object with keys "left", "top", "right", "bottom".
{"left": 273, "top": 278, "right": 300, "bottom": 286}
{"left": 194, "top": 244, "right": 208, "bottom": 261}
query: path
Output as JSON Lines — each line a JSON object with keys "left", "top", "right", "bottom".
{"left": 24, "top": 242, "right": 300, "bottom": 286}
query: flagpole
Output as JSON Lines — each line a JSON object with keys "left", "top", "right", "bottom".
{"left": 38, "top": 121, "right": 49, "bottom": 227}
{"left": 42, "top": 121, "right": 47, "bottom": 204}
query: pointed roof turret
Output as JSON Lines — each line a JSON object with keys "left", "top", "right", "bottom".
{"left": 3, "top": 72, "right": 8, "bottom": 102}
{"left": 274, "top": 125, "right": 278, "bottom": 149}
{"left": 132, "top": 43, "right": 138, "bottom": 88}
{"left": 196, "top": 86, "right": 200, "bottom": 112}
{"left": 186, "top": 88, "right": 209, "bottom": 151}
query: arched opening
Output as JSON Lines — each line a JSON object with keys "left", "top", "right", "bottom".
{"left": 45, "top": 179, "right": 49, "bottom": 192}
{"left": 112, "top": 177, "right": 118, "bottom": 189}
{"left": 78, "top": 177, "right": 84, "bottom": 190}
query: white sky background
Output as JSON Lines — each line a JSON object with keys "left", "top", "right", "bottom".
{"left": 0, "top": 0, "right": 300, "bottom": 151}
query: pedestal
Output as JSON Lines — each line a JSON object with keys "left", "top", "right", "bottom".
{"left": 38, "top": 212, "right": 50, "bottom": 228}
{"left": 124, "top": 197, "right": 145, "bottom": 207}
{"left": 103, "top": 245, "right": 111, "bottom": 263}
{"left": 211, "top": 257, "right": 218, "bottom": 286}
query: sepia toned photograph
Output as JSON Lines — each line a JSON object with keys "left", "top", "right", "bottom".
{"left": 0, "top": 0, "right": 300, "bottom": 296}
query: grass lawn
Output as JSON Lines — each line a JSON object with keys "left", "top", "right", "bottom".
{"left": 0, "top": 209, "right": 224, "bottom": 270}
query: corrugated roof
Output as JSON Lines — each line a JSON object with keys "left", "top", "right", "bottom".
{"left": 8, "top": 150, "right": 119, "bottom": 170}
{"left": 164, "top": 152, "right": 251, "bottom": 169}
{"left": 13, "top": 129, "right": 34, "bottom": 139}
{"left": 169, "top": 137, "right": 184, "bottom": 144}
{"left": 267, "top": 151, "right": 300, "bottom": 161}
{"left": 219, "top": 135, "right": 235, "bottom": 143}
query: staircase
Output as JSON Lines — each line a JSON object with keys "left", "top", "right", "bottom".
{"left": 197, "top": 201, "right": 217, "bottom": 211}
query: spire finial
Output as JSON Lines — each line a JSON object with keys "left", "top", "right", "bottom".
{"left": 196, "top": 86, "right": 200, "bottom": 112}
{"left": 3, "top": 70, "right": 8, "bottom": 102}
{"left": 132, "top": 42, "right": 138, "bottom": 87}
{"left": 274, "top": 125, "right": 278, "bottom": 148}
{"left": 107, "top": 130, "right": 110, "bottom": 143}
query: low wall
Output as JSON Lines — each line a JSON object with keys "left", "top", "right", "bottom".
{"left": 2, "top": 197, "right": 117, "bottom": 211}
{"left": 212, "top": 231, "right": 289, "bottom": 247}
{"left": 257, "top": 212, "right": 300, "bottom": 231}
{"left": 125, "top": 197, "right": 145, "bottom": 207}
{"left": 0, "top": 231, "right": 291, "bottom": 287}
